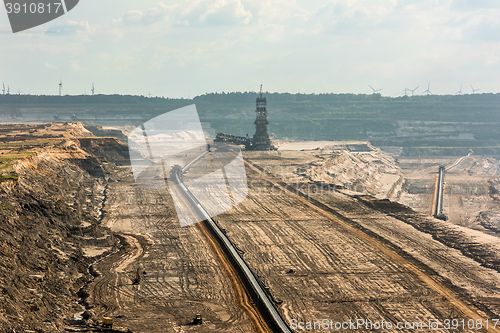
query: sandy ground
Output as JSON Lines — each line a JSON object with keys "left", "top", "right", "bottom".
{"left": 276, "top": 141, "right": 359, "bottom": 151}
{"left": 251, "top": 142, "right": 402, "bottom": 200}
{"left": 396, "top": 155, "right": 500, "bottom": 231}
{"left": 176, "top": 147, "right": 500, "bottom": 332}
{"left": 75, "top": 140, "right": 500, "bottom": 332}
{"left": 85, "top": 164, "right": 256, "bottom": 332}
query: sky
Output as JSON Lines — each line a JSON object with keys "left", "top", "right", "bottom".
{"left": 0, "top": 0, "right": 500, "bottom": 98}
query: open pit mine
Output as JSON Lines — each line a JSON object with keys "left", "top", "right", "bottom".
{"left": 0, "top": 116, "right": 500, "bottom": 332}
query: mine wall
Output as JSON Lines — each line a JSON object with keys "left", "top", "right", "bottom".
{"left": 0, "top": 138, "right": 126, "bottom": 332}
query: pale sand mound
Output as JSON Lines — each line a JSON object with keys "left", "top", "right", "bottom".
{"left": 277, "top": 141, "right": 404, "bottom": 199}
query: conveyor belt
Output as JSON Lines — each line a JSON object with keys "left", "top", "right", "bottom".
{"left": 174, "top": 152, "right": 291, "bottom": 333}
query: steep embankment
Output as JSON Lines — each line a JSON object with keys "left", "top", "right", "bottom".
{"left": 0, "top": 125, "right": 128, "bottom": 332}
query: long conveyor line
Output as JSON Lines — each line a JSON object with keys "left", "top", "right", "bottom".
{"left": 174, "top": 151, "right": 292, "bottom": 333}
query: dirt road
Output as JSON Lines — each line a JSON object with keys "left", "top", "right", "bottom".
{"left": 84, "top": 168, "right": 257, "bottom": 332}
{"left": 83, "top": 148, "right": 500, "bottom": 332}
{"left": 207, "top": 151, "right": 500, "bottom": 332}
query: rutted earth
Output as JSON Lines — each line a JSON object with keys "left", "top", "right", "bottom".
{"left": 83, "top": 170, "right": 257, "bottom": 332}
{"left": 205, "top": 149, "right": 500, "bottom": 331}
{"left": 2, "top": 125, "right": 500, "bottom": 333}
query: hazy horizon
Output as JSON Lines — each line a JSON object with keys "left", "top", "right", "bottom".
{"left": 0, "top": 90, "right": 499, "bottom": 99}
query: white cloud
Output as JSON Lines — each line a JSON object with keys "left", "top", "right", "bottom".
{"left": 159, "top": 0, "right": 253, "bottom": 27}
{"left": 2, "top": 0, "right": 500, "bottom": 96}
{"left": 120, "top": 2, "right": 176, "bottom": 26}
{"left": 44, "top": 61, "right": 58, "bottom": 69}
{"left": 99, "top": 53, "right": 113, "bottom": 60}
{"left": 198, "top": 0, "right": 252, "bottom": 26}
{"left": 70, "top": 60, "right": 86, "bottom": 71}
{"left": 451, "top": 0, "right": 500, "bottom": 10}
{"left": 123, "top": 10, "right": 144, "bottom": 24}
{"left": 45, "top": 20, "right": 90, "bottom": 35}
{"left": 255, "top": 0, "right": 311, "bottom": 22}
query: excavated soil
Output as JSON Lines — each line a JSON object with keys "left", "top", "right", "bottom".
{"left": 191, "top": 150, "right": 500, "bottom": 332}
{"left": 3, "top": 129, "right": 500, "bottom": 333}
{"left": 0, "top": 123, "right": 124, "bottom": 332}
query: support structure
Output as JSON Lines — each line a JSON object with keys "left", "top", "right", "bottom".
{"left": 434, "top": 165, "right": 447, "bottom": 220}
{"left": 251, "top": 85, "right": 274, "bottom": 150}
{"left": 215, "top": 85, "right": 275, "bottom": 150}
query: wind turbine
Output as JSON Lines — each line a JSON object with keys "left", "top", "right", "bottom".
{"left": 456, "top": 84, "right": 463, "bottom": 95}
{"left": 422, "top": 82, "right": 432, "bottom": 95}
{"left": 1, "top": 82, "right": 4, "bottom": 95}
{"left": 368, "top": 85, "right": 383, "bottom": 94}
{"left": 470, "top": 84, "right": 480, "bottom": 94}
{"left": 7, "top": 85, "right": 10, "bottom": 95}
{"left": 409, "top": 86, "right": 419, "bottom": 96}
{"left": 59, "top": 79, "right": 62, "bottom": 96}
{"left": 91, "top": 82, "right": 94, "bottom": 96}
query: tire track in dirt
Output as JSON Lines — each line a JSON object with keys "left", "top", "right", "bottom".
{"left": 88, "top": 233, "right": 146, "bottom": 320}
{"left": 243, "top": 157, "right": 500, "bottom": 333}
{"left": 168, "top": 180, "right": 273, "bottom": 333}
{"left": 85, "top": 169, "right": 259, "bottom": 331}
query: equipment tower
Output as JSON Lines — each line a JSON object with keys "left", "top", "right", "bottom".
{"left": 251, "top": 85, "right": 274, "bottom": 150}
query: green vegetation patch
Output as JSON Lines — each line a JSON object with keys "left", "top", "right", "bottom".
{"left": 0, "top": 138, "right": 63, "bottom": 148}
{"left": 0, "top": 173, "right": 18, "bottom": 182}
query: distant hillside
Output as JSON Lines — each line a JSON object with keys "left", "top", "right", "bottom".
{"left": 1, "top": 92, "right": 500, "bottom": 155}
